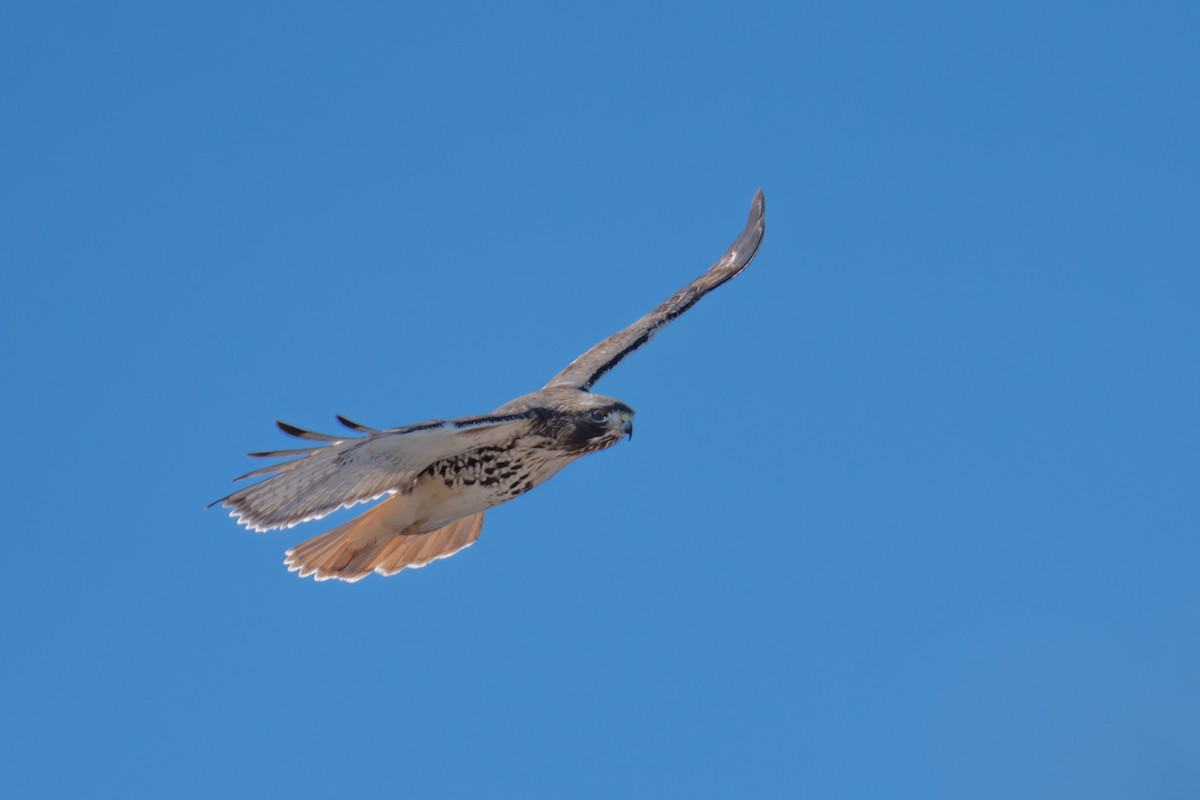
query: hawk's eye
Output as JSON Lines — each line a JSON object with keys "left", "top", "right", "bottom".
{"left": 587, "top": 408, "right": 609, "bottom": 425}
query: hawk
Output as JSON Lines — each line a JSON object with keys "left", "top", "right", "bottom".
{"left": 213, "top": 190, "right": 766, "bottom": 581}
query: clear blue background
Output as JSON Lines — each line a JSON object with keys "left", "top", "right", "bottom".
{"left": 3, "top": 2, "right": 1197, "bottom": 797}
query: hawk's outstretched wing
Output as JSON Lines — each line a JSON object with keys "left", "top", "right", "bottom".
{"left": 210, "top": 412, "right": 537, "bottom": 532}
{"left": 545, "top": 188, "right": 765, "bottom": 392}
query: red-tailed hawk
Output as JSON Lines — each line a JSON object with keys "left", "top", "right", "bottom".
{"left": 213, "top": 190, "right": 766, "bottom": 581}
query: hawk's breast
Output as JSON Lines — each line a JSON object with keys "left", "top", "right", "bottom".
{"left": 414, "top": 436, "right": 577, "bottom": 527}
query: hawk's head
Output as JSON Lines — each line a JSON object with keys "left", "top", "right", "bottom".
{"left": 531, "top": 390, "right": 635, "bottom": 454}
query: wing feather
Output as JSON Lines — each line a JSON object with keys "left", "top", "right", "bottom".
{"left": 336, "top": 415, "right": 380, "bottom": 433}
{"left": 212, "top": 412, "right": 537, "bottom": 532}
{"left": 545, "top": 188, "right": 765, "bottom": 392}
{"left": 246, "top": 447, "right": 320, "bottom": 459}
{"left": 276, "top": 421, "right": 342, "bottom": 442}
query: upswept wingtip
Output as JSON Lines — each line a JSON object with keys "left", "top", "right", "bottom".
{"left": 731, "top": 188, "right": 766, "bottom": 265}
{"left": 750, "top": 188, "right": 765, "bottom": 233}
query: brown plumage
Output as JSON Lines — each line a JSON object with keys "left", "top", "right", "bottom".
{"left": 213, "top": 190, "right": 766, "bottom": 581}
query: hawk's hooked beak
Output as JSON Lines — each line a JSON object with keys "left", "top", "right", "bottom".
{"left": 619, "top": 411, "right": 634, "bottom": 441}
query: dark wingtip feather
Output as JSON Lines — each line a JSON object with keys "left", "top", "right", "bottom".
{"left": 337, "top": 414, "right": 379, "bottom": 433}
{"left": 247, "top": 446, "right": 318, "bottom": 459}
{"left": 276, "top": 420, "right": 341, "bottom": 442}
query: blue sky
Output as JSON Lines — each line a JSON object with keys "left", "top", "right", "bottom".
{"left": 3, "top": 2, "right": 1198, "bottom": 797}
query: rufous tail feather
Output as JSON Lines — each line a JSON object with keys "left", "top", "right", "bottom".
{"left": 284, "top": 500, "right": 486, "bottom": 582}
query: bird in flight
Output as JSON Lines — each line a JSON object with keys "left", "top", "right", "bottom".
{"left": 214, "top": 189, "right": 766, "bottom": 581}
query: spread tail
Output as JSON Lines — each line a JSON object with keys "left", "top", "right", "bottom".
{"left": 283, "top": 499, "right": 486, "bottom": 582}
